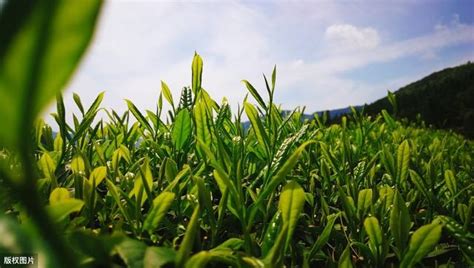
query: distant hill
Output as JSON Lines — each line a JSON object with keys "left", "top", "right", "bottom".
{"left": 282, "top": 106, "right": 363, "bottom": 121}
{"left": 364, "top": 62, "right": 474, "bottom": 138}
{"left": 246, "top": 62, "right": 474, "bottom": 137}
{"left": 314, "top": 106, "right": 362, "bottom": 119}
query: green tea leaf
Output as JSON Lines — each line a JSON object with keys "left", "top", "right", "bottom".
{"left": 185, "top": 251, "right": 211, "bottom": 268}
{"left": 436, "top": 215, "right": 474, "bottom": 259}
{"left": 143, "top": 192, "right": 175, "bottom": 234}
{"left": 71, "top": 92, "right": 104, "bottom": 143}
{"left": 307, "top": 213, "right": 340, "bottom": 259}
{"left": 53, "top": 133, "right": 63, "bottom": 153}
{"left": 279, "top": 181, "right": 305, "bottom": 251}
{"left": 261, "top": 211, "right": 282, "bottom": 256}
{"left": 145, "top": 247, "right": 176, "bottom": 268}
{"left": 338, "top": 245, "right": 353, "bottom": 268}
{"left": 256, "top": 141, "right": 315, "bottom": 206}
{"left": 396, "top": 140, "right": 410, "bottom": 185}
{"left": 161, "top": 80, "right": 174, "bottom": 108}
{"left": 381, "top": 110, "right": 396, "bottom": 129}
{"left": 244, "top": 102, "right": 269, "bottom": 157}
{"left": 129, "top": 158, "right": 154, "bottom": 206}
{"left": 242, "top": 80, "right": 267, "bottom": 110}
{"left": 111, "top": 145, "right": 132, "bottom": 171}
{"left": 192, "top": 52, "right": 203, "bottom": 95}
{"left": 71, "top": 154, "right": 86, "bottom": 175}
{"left": 172, "top": 109, "right": 192, "bottom": 150}
{"left": 89, "top": 166, "right": 107, "bottom": 188}
{"left": 115, "top": 238, "right": 147, "bottom": 268}
{"left": 390, "top": 190, "right": 411, "bottom": 256}
{"left": 106, "top": 179, "right": 132, "bottom": 223}
{"left": 214, "top": 238, "right": 244, "bottom": 251}
{"left": 49, "top": 187, "right": 71, "bottom": 205}
{"left": 176, "top": 205, "right": 201, "bottom": 267}
{"left": 126, "top": 99, "right": 154, "bottom": 134}
{"left": 408, "top": 169, "right": 431, "bottom": 201}
{"left": 48, "top": 198, "right": 84, "bottom": 222}
{"left": 271, "top": 65, "right": 276, "bottom": 93}
{"left": 38, "top": 152, "right": 57, "bottom": 187}
{"left": 387, "top": 90, "right": 397, "bottom": 114}
{"left": 357, "top": 189, "right": 372, "bottom": 217}
{"left": 400, "top": 221, "right": 443, "bottom": 268}
{"left": 444, "top": 170, "right": 457, "bottom": 195}
{"left": 194, "top": 98, "right": 211, "bottom": 147}
{"left": 364, "top": 216, "right": 383, "bottom": 260}
{"left": 264, "top": 223, "right": 288, "bottom": 266}
{"left": 73, "top": 92, "right": 85, "bottom": 115}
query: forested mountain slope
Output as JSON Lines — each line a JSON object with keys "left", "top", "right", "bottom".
{"left": 364, "top": 62, "right": 474, "bottom": 137}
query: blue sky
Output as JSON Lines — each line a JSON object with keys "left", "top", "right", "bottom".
{"left": 48, "top": 0, "right": 474, "bottom": 122}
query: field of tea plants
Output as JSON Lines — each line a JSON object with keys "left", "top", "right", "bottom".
{"left": 1, "top": 52, "right": 473, "bottom": 267}
{"left": 0, "top": 2, "right": 473, "bottom": 267}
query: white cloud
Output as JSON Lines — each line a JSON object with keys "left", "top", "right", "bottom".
{"left": 325, "top": 24, "right": 380, "bottom": 51}
{"left": 42, "top": 2, "right": 474, "bottom": 127}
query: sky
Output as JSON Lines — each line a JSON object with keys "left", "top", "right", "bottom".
{"left": 46, "top": 0, "right": 474, "bottom": 124}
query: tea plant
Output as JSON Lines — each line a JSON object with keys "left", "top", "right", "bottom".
{"left": 1, "top": 2, "right": 473, "bottom": 267}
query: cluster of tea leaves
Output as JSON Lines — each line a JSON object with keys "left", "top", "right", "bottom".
{"left": 2, "top": 52, "right": 473, "bottom": 267}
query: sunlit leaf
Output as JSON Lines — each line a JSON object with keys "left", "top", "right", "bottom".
{"left": 279, "top": 181, "right": 305, "bottom": 251}
{"left": 143, "top": 192, "right": 175, "bottom": 234}
{"left": 49, "top": 187, "right": 71, "bottom": 205}
{"left": 47, "top": 199, "right": 84, "bottom": 222}
{"left": 400, "top": 221, "right": 443, "bottom": 268}
{"left": 396, "top": 140, "right": 410, "bottom": 185}
{"left": 172, "top": 109, "right": 192, "bottom": 150}
{"left": 191, "top": 52, "right": 203, "bottom": 95}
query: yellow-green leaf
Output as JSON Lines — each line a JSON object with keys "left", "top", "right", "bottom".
{"left": 307, "top": 213, "right": 340, "bottom": 259}
{"left": 244, "top": 102, "right": 269, "bottom": 157}
{"left": 48, "top": 199, "right": 84, "bottom": 222}
{"left": 279, "top": 181, "right": 305, "bottom": 251}
{"left": 172, "top": 109, "right": 192, "bottom": 150}
{"left": 71, "top": 154, "right": 86, "bottom": 175}
{"left": 38, "top": 152, "right": 57, "bottom": 186}
{"left": 129, "top": 158, "right": 154, "bottom": 206}
{"left": 357, "top": 189, "right": 372, "bottom": 216}
{"left": 396, "top": 140, "right": 410, "bottom": 184}
{"left": 444, "top": 170, "right": 457, "bottom": 195}
{"left": 191, "top": 52, "right": 203, "bottom": 94}
{"left": 338, "top": 245, "right": 353, "bottom": 268}
{"left": 161, "top": 80, "right": 174, "bottom": 107}
{"left": 256, "top": 141, "right": 315, "bottom": 206}
{"left": 242, "top": 80, "right": 266, "bottom": 110}
{"left": 126, "top": 99, "right": 153, "bottom": 134}
{"left": 143, "top": 192, "right": 175, "bottom": 233}
{"left": 390, "top": 190, "right": 411, "bottom": 255}
{"left": 364, "top": 216, "right": 383, "bottom": 258}
{"left": 194, "top": 98, "right": 211, "bottom": 148}
{"left": 89, "top": 166, "right": 107, "bottom": 187}
{"left": 176, "top": 205, "right": 201, "bottom": 267}
{"left": 400, "top": 221, "right": 443, "bottom": 268}
{"left": 49, "top": 187, "right": 71, "bottom": 205}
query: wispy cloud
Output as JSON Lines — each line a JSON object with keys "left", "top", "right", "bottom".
{"left": 325, "top": 24, "right": 380, "bottom": 51}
